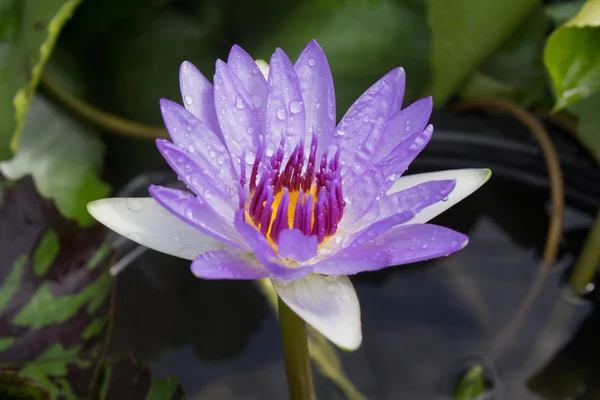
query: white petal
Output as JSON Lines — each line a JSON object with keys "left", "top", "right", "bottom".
{"left": 272, "top": 274, "right": 362, "bottom": 351}
{"left": 254, "top": 59, "right": 270, "bottom": 79}
{"left": 388, "top": 168, "right": 491, "bottom": 224}
{"left": 87, "top": 198, "right": 227, "bottom": 260}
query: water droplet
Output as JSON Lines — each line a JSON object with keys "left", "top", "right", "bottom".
{"left": 442, "top": 196, "right": 449, "bottom": 202}
{"left": 289, "top": 100, "right": 304, "bottom": 114}
{"left": 251, "top": 94, "right": 263, "bottom": 108}
{"left": 245, "top": 153, "right": 255, "bottom": 164}
{"left": 204, "top": 189, "right": 212, "bottom": 199}
{"left": 307, "top": 57, "right": 317, "bottom": 67}
{"left": 340, "top": 294, "right": 351, "bottom": 302}
{"left": 327, "top": 284, "right": 340, "bottom": 294}
{"left": 221, "top": 107, "right": 226, "bottom": 115}
{"left": 276, "top": 107, "right": 287, "bottom": 120}
{"left": 191, "top": 176, "right": 199, "bottom": 185}
{"left": 247, "top": 126, "right": 255, "bottom": 135}
{"left": 126, "top": 198, "right": 143, "bottom": 212}
{"left": 337, "top": 130, "right": 345, "bottom": 136}
{"left": 422, "top": 244, "right": 429, "bottom": 249}
{"left": 235, "top": 96, "right": 246, "bottom": 109}
{"left": 186, "top": 125, "right": 192, "bottom": 131}
{"left": 184, "top": 95, "right": 193, "bottom": 105}
{"left": 217, "top": 155, "right": 226, "bottom": 165}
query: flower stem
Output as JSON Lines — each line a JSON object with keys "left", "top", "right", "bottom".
{"left": 278, "top": 296, "right": 316, "bottom": 400}
{"left": 41, "top": 71, "right": 168, "bottom": 140}
{"left": 569, "top": 211, "right": 600, "bottom": 295}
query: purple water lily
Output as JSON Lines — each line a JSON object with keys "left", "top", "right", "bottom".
{"left": 88, "top": 40, "right": 490, "bottom": 350}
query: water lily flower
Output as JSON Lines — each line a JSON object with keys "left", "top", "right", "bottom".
{"left": 88, "top": 40, "right": 490, "bottom": 351}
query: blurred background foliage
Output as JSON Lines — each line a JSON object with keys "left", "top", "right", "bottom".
{"left": 0, "top": 0, "right": 599, "bottom": 397}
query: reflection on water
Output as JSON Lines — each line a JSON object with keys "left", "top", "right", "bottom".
{"left": 108, "top": 116, "right": 599, "bottom": 399}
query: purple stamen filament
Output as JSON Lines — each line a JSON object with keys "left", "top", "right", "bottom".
{"left": 241, "top": 134, "right": 345, "bottom": 247}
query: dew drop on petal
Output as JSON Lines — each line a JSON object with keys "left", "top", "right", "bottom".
{"left": 289, "top": 100, "right": 304, "bottom": 114}
{"left": 247, "top": 126, "right": 255, "bottom": 135}
{"left": 327, "top": 284, "right": 340, "bottom": 294}
{"left": 204, "top": 189, "right": 213, "bottom": 199}
{"left": 442, "top": 196, "right": 449, "bottom": 202}
{"left": 126, "top": 198, "right": 143, "bottom": 212}
{"left": 251, "top": 94, "right": 263, "bottom": 108}
{"left": 276, "top": 107, "right": 287, "bottom": 120}
{"left": 307, "top": 57, "right": 317, "bottom": 67}
{"left": 340, "top": 294, "right": 351, "bottom": 302}
{"left": 184, "top": 95, "right": 193, "bottom": 105}
{"left": 235, "top": 96, "right": 246, "bottom": 109}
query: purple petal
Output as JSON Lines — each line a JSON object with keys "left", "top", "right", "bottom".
{"left": 313, "top": 224, "right": 469, "bottom": 275}
{"left": 227, "top": 45, "right": 268, "bottom": 130}
{"left": 318, "top": 210, "right": 415, "bottom": 258}
{"left": 341, "top": 179, "right": 456, "bottom": 233}
{"left": 149, "top": 185, "right": 246, "bottom": 250}
{"left": 214, "top": 60, "right": 262, "bottom": 175}
{"left": 191, "top": 250, "right": 269, "bottom": 279}
{"left": 342, "top": 124, "right": 434, "bottom": 221}
{"left": 266, "top": 48, "right": 306, "bottom": 159}
{"left": 278, "top": 229, "right": 318, "bottom": 262}
{"left": 374, "top": 97, "right": 432, "bottom": 163}
{"left": 156, "top": 139, "right": 237, "bottom": 219}
{"left": 333, "top": 68, "right": 402, "bottom": 189}
{"left": 233, "top": 211, "right": 313, "bottom": 280}
{"left": 294, "top": 40, "right": 336, "bottom": 158}
{"left": 159, "top": 99, "right": 237, "bottom": 183}
{"left": 179, "top": 61, "right": 222, "bottom": 139}
{"left": 392, "top": 68, "right": 406, "bottom": 113}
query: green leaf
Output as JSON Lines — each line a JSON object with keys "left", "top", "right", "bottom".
{"left": 33, "top": 229, "right": 60, "bottom": 276}
{"left": 544, "top": 0, "right": 600, "bottom": 110}
{"left": 545, "top": 0, "right": 586, "bottom": 26}
{"left": 0, "top": 174, "right": 114, "bottom": 398}
{"left": 453, "top": 365, "right": 485, "bottom": 400}
{"left": 460, "top": 7, "right": 551, "bottom": 106}
{"left": 428, "top": 0, "right": 538, "bottom": 105}
{"left": 256, "top": 279, "right": 367, "bottom": 400}
{"left": 0, "top": 372, "right": 49, "bottom": 400}
{"left": 570, "top": 92, "right": 600, "bottom": 161}
{"left": 252, "top": 0, "right": 430, "bottom": 113}
{"left": 0, "top": 0, "right": 83, "bottom": 160}
{"left": 0, "top": 96, "right": 110, "bottom": 226}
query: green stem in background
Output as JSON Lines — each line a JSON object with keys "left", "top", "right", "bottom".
{"left": 569, "top": 211, "right": 600, "bottom": 295}
{"left": 278, "top": 297, "right": 316, "bottom": 400}
{"left": 40, "top": 71, "right": 168, "bottom": 140}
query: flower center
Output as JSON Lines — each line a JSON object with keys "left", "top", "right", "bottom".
{"left": 240, "top": 134, "right": 345, "bottom": 247}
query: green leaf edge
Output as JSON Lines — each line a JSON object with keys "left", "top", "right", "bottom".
{"left": 10, "top": 0, "right": 84, "bottom": 152}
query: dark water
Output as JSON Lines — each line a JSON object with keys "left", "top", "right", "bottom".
{"left": 107, "top": 112, "right": 600, "bottom": 399}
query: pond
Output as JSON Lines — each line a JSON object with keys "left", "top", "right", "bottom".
{"left": 108, "top": 110, "right": 600, "bottom": 399}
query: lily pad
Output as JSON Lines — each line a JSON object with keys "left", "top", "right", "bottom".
{"left": 544, "top": 0, "right": 600, "bottom": 110}
{"left": 0, "top": 174, "right": 113, "bottom": 398}
{"left": 0, "top": 96, "right": 111, "bottom": 226}
{"left": 252, "top": 0, "right": 430, "bottom": 112}
{"left": 0, "top": 0, "right": 83, "bottom": 160}
{"left": 428, "top": 0, "right": 538, "bottom": 105}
